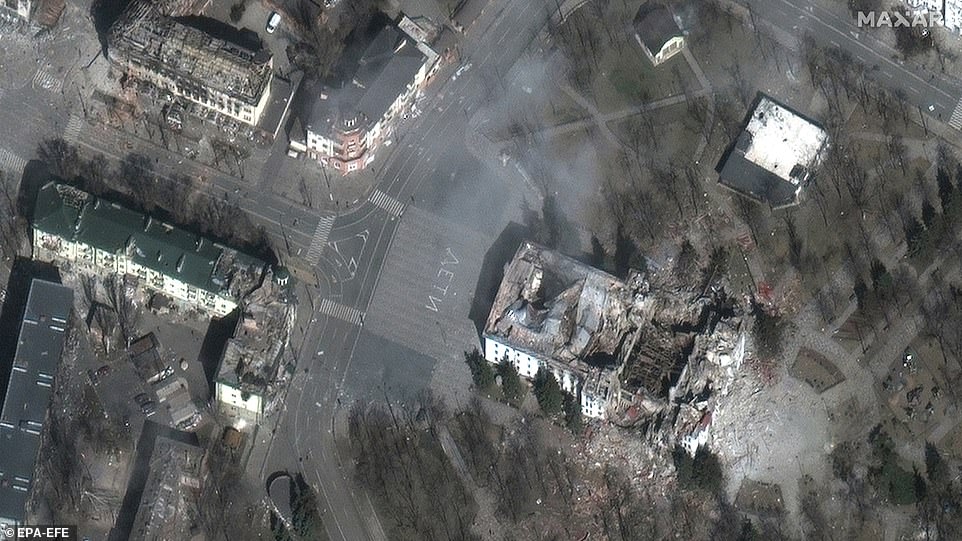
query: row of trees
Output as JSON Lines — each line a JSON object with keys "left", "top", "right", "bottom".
{"left": 464, "top": 349, "right": 583, "bottom": 433}
{"left": 348, "top": 397, "right": 479, "bottom": 541}
{"left": 37, "top": 139, "right": 272, "bottom": 259}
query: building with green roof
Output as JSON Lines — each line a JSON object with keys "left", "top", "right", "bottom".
{"left": 32, "top": 182, "right": 266, "bottom": 317}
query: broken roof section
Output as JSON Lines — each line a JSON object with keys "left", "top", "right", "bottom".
{"left": 32, "top": 182, "right": 266, "bottom": 300}
{"left": 718, "top": 94, "right": 829, "bottom": 207}
{"left": 108, "top": 0, "right": 272, "bottom": 106}
{"left": 484, "top": 242, "right": 650, "bottom": 369}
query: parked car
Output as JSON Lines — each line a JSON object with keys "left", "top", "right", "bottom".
{"left": 266, "top": 12, "right": 281, "bottom": 33}
{"left": 141, "top": 401, "right": 157, "bottom": 416}
{"left": 134, "top": 393, "right": 151, "bottom": 407}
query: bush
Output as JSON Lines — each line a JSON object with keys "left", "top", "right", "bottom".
{"left": 563, "top": 393, "right": 583, "bottom": 435}
{"left": 464, "top": 349, "right": 495, "bottom": 391}
{"left": 533, "top": 368, "right": 564, "bottom": 417}
{"left": 229, "top": 2, "right": 246, "bottom": 23}
{"left": 497, "top": 360, "right": 525, "bottom": 404}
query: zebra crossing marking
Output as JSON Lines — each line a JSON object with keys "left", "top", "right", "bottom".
{"left": 32, "top": 67, "right": 61, "bottom": 92}
{"left": 64, "top": 113, "right": 83, "bottom": 142}
{"left": 0, "top": 148, "right": 26, "bottom": 175}
{"left": 949, "top": 97, "right": 962, "bottom": 130}
{"left": 318, "top": 298, "right": 364, "bottom": 326}
{"left": 305, "top": 215, "right": 334, "bottom": 265}
{"left": 369, "top": 189, "right": 405, "bottom": 217}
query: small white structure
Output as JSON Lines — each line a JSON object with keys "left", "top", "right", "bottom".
{"left": 906, "top": 0, "right": 962, "bottom": 33}
{"left": 633, "top": 2, "right": 685, "bottom": 66}
{"left": 0, "top": 0, "right": 31, "bottom": 20}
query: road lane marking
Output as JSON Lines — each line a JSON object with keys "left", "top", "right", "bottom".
{"left": 305, "top": 215, "right": 334, "bottom": 265}
{"left": 949, "top": 98, "right": 962, "bottom": 130}
{"left": 318, "top": 298, "right": 364, "bottom": 326}
{"left": 0, "top": 148, "right": 26, "bottom": 175}
{"left": 64, "top": 113, "right": 83, "bottom": 142}
{"left": 368, "top": 188, "right": 405, "bottom": 217}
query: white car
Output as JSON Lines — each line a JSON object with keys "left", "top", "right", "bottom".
{"left": 266, "top": 12, "right": 281, "bottom": 34}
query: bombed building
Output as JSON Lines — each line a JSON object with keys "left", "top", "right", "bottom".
{"left": 718, "top": 94, "right": 829, "bottom": 208}
{"left": 107, "top": 0, "right": 274, "bottom": 126}
{"left": 484, "top": 242, "right": 747, "bottom": 425}
{"left": 483, "top": 242, "right": 656, "bottom": 418}
{"left": 32, "top": 182, "right": 267, "bottom": 318}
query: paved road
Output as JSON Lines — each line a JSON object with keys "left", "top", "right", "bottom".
{"left": 259, "top": 1, "right": 558, "bottom": 540}
{"left": 736, "top": 0, "right": 962, "bottom": 127}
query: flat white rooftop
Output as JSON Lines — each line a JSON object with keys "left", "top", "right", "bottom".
{"left": 742, "top": 97, "right": 828, "bottom": 186}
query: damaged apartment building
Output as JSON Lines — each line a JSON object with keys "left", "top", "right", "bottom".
{"left": 484, "top": 242, "right": 746, "bottom": 423}
{"left": 32, "top": 182, "right": 266, "bottom": 318}
{"left": 291, "top": 15, "right": 440, "bottom": 173}
{"left": 107, "top": 0, "right": 275, "bottom": 127}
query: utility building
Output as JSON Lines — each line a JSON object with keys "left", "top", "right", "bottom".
{"left": 0, "top": 279, "right": 73, "bottom": 528}
{"left": 108, "top": 0, "right": 274, "bottom": 126}
{"left": 633, "top": 2, "right": 685, "bottom": 66}
{"left": 717, "top": 94, "right": 829, "bottom": 208}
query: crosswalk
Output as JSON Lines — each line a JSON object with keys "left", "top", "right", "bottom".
{"left": 63, "top": 113, "right": 83, "bottom": 142}
{"left": 0, "top": 148, "right": 26, "bottom": 175}
{"left": 318, "top": 298, "right": 364, "bottom": 326}
{"left": 32, "top": 67, "right": 61, "bottom": 93}
{"left": 949, "top": 98, "right": 962, "bottom": 131}
{"left": 305, "top": 215, "right": 334, "bottom": 265}
{"left": 369, "top": 188, "right": 405, "bottom": 217}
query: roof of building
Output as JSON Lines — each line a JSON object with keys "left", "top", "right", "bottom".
{"left": 633, "top": 2, "right": 683, "bottom": 54}
{"left": 111, "top": 421, "right": 201, "bottom": 541}
{"left": 718, "top": 94, "right": 829, "bottom": 207}
{"left": 0, "top": 279, "right": 73, "bottom": 524}
{"left": 215, "top": 273, "right": 293, "bottom": 399}
{"left": 32, "top": 182, "right": 266, "bottom": 299}
{"left": 483, "top": 242, "right": 649, "bottom": 370}
{"left": 108, "top": 0, "right": 272, "bottom": 106}
{"left": 307, "top": 24, "right": 427, "bottom": 132}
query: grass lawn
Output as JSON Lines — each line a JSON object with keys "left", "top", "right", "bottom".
{"left": 592, "top": 46, "right": 693, "bottom": 113}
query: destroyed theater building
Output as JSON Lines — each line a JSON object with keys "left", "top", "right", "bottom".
{"left": 0, "top": 279, "right": 73, "bottom": 527}
{"left": 483, "top": 242, "right": 655, "bottom": 418}
{"left": 718, "top": 94, "right": 829, "bottom": 208}
{"left": 108, "top": 0, "right": 274, "bottom": 127}
{"left": 32, "top": 182, "right": 267, "bottom": 318}
{"left": 295, "top": 17, "right": 439, "bottom": 173}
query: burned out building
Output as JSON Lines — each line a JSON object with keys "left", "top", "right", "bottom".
{"left": 107, "top": 0, "right": 274, "bottom": 126}
{"left": 214, "top": 269, "right": 295, "bottom": 425}
{"left": 483, "top": 242, "right": 655, "bottom": 418}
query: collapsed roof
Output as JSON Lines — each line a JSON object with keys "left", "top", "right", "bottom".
{"left": 484, "top": 242, "right": 652, "bottom": 371}
{"left": 108, "top": 0, "right": 272, "bottom": 106}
